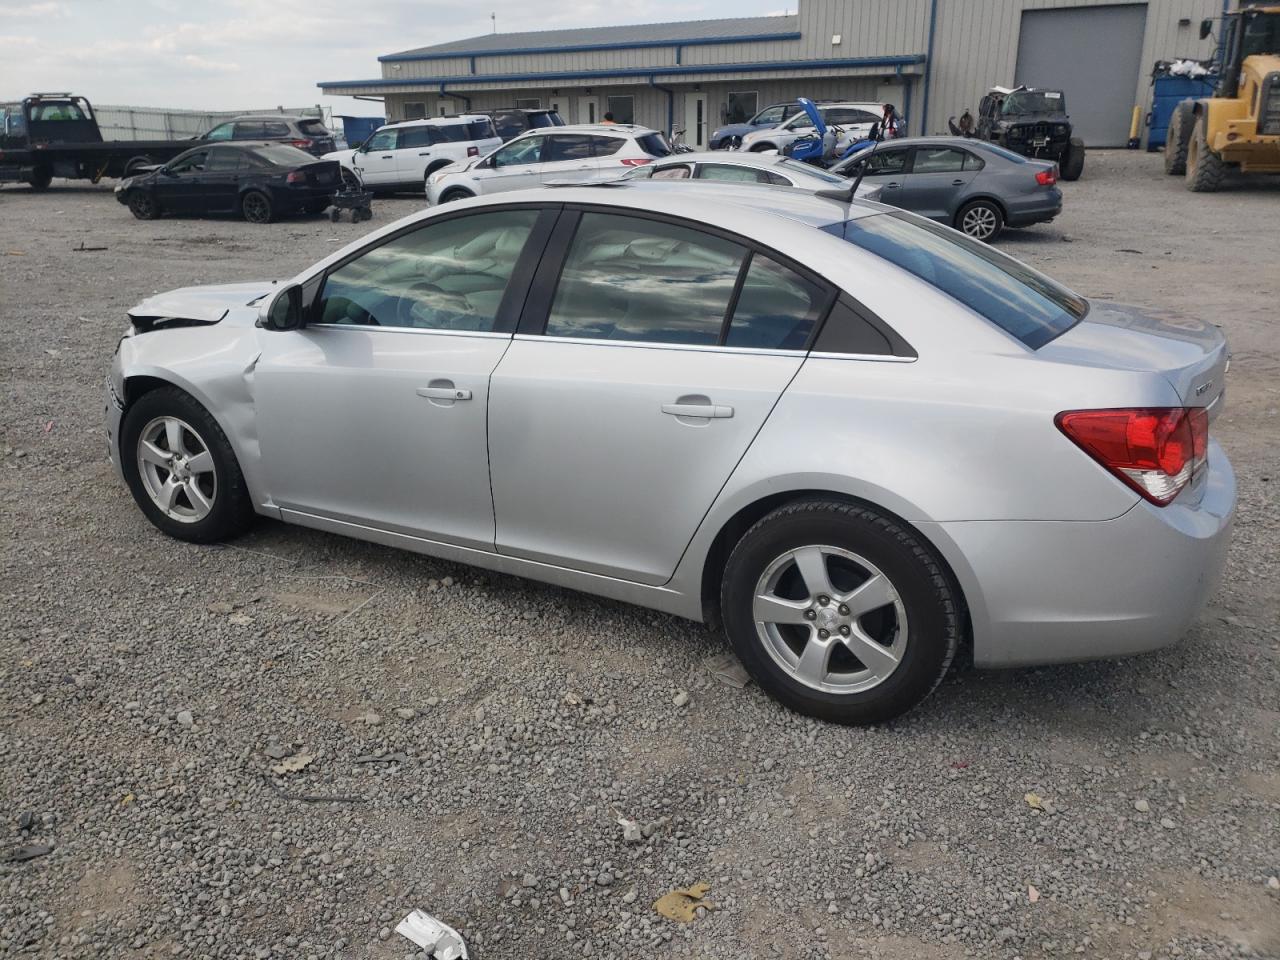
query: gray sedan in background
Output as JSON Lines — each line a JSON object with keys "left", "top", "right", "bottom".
{"left": 622, "top": 151, "right": 881, "bottom": 199}
{"left": 831, "top": 137, "right": 1063, "bottom": 241}
{"left": 106, "top": 183, "right": 1232, "bottom": 724}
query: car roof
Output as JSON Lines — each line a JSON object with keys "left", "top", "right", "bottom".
{"left": 519, "top": 122, "right": 656, "bottom": 136}
{"left": 388, "top": 115, "right": 490, "bottom": 127}
{"left": 651, "top": 151, "right": 837, "bottom": 175}
{"left": 224, "top": 115, "right": 310, "bottom": 122}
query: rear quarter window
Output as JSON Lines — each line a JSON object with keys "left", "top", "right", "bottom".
{"left": 836, "top": 211, "right": 1087, "bottom": 349}
{"left": 636, "top": 133, "right": 672, "bottom": 158}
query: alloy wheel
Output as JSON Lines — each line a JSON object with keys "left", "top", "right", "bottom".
{"left": 242, "top": 193, "right": 270, "bottom": 223}
{"left": 136, "top": 416, "right": 217, "bottom": 523}
{"left": 752, "top": 545, "right": 908, "bottom": 694}
{"left": 960, "top": 205, "right": 998, "bottom": 240}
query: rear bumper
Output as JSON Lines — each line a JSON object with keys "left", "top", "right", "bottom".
{"left": 920, "top": 440, "right": 1235, "bottom": 668}
{"left": 1005, "top": 188, "right": 1063, "bottom": 227}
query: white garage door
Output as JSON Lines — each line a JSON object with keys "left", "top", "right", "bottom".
{"left": 1014, "top": 4, "right": 1148, "bottom": 147}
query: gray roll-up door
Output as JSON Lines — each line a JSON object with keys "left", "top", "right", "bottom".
{"left": 1014, "top": 4, "right": 1148, "bottom": 147}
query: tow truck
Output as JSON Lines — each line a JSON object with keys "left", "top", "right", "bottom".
{"left": 0, "top": 93, "right": 194, "bottom": 190}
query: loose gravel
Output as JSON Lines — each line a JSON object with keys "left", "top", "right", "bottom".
{"left": 1, "top": 153, "right": 1278, "bottom": 960}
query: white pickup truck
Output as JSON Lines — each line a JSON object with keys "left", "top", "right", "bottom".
{"left": 323, "top": 116, "right": 501, "bottom": 194}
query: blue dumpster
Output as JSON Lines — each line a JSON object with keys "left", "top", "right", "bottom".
{"left": 1147, "top": 76, "right": 1216, "bottom": 151}
{"left": 337, "top": 115, "right": 385, "bottom": 148}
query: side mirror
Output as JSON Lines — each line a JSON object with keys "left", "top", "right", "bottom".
{"left": 1199, "top": 18, "right": 1212, "bottom": 39}
{"left": 260, "top": 282, "right": 303, "bottom": 331}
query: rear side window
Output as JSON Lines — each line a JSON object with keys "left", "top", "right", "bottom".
{"left": 233, "top": 121, "right": 265, "bottom": 139}
{"left": 263, "top": 121, "right": 291, "bottom": 138}
{"left": 429, "top": 123, "right": 472, "bottom": 144}
{"left": 467, "top": 119, "right": 496, "bottom": 139}
{"left": 724, "top": 255, "right": 826, "bottom": 350}
{"left": 206, "top": 147, "right": 239, "bottom": 172}
{"left": 912, "top": 148, "right": 966, "bottom": 174}
{"left": 297, "top": 119, "right": 330, "bottom": 136}
{"left": 636, "top": 133, "right": 672, "bottom": 158}
{"left": 544, "top": 213, "right": 746, "bottom": 345}
{"left": 492, "top": 113, "right": 525, "bottom": 139}
{"left": 650, "top": 164, "right": 690, "bottom": 179}
{"left": 592, "top": 136, "right": 625, "bottom": 156}
{"left": 400, "top": 126, "right": 431, "bottom": 148}
{"left": 838, "top": 211, "right": 1087, "bottom": 348}
{"left": 545, "top": 135, "right": 593, "bottom": 162}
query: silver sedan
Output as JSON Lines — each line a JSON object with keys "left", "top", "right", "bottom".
{"left": 106, "top": 183, "right": 1234, "bottom": 723}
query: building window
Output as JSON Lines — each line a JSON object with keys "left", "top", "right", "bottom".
{"left": 403, "top": 101, "right": 427, "bottom": 120}
{"left": 606, "top": 95, "right": 634, "bottom": 124}
{"left": 515, "top": 97, "right": 542, "bottom": 109}
{"left": 726, "top": 91, "right": 758, "bottom": 125}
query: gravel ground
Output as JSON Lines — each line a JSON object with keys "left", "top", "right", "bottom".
{"left": 1, "top": 153, "right": 1278, "bottom": 960}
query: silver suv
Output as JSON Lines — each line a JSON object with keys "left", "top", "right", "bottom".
{"left": 106, "top": 183, "right": 1233, "bottom": 724}
{"left": 426, "top": 124, "right": 671, "bottom": 203}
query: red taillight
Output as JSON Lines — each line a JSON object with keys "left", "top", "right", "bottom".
{"left": 620, "top": 158, "right": 653, "bottom": 166}
{"left": 289, "top": 139, "right": 312, "bottom": 149}
{"left": 467, "top": 146, "right": 479, "bottom": 157}
{"left": 286, "top": 170, "right": 305, "bottom": 184}
{"left": 1056, "top": 407, "right": 1210, "bottom": 506}
{"left": 1035, "top": 168, "right": 1057, "bottom": 186}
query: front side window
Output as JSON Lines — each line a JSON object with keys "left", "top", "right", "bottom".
{"left": 545, "top": 134, "right": 593, "bottom": 162}
{"left": 605, "top": 95, "right": 635, "bottom": 124}
{"left": 365, "top": 129, "right": 398, "bottom": 151}
{"left": 205, "top": 122, "right": 234, "bottom": 141}
{"left": 838, "top": 211, "right": 1087, "bottom": 348}
{"left": 493, "top": 135, "right": 545, "bottom": 166}
{"left": 862, "top": 148, "right": 909, "bottom": 175}
{"left": 753, "top": 105, "right": 785, "bottom": 125}
{"left": 911, "top": 147, "right": 967, "bottom": 174}
{"left": 650, "top": 164, "right": 691, "bottom": 179}
{"left": 544, "top": 213, "right": 746, "bottom": 345}
{"left": 316, "top": 210, "right": 539, "bottom": 331}
{"left": 167, "top": 151, "right": 208, "bottom": 174}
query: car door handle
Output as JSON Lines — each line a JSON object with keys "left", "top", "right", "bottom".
{"left": 381, "top": 154, "right": 393, "bottom": 159}
{"left": 417, "top": 386, "right": 472, "bottom": 401}
{"left": 418, "top": 152, "right": 431, "bottom": 156}
{"left": 884, "top": 181, "right": 901, "bottom": 189}
{"left": 661, "top": 401, "right": 733, "bottom": 419}
{"left": 951, "top": 178, "right": 965, "bottom": 185}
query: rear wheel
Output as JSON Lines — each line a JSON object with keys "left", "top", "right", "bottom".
{"left": 1164, "top": 102, "right": 1194, "bottom": 175}
{"left": 955, "top": 199, "right": 1004, "bottom": 242}
{"left": 720, "top": 499, "right": 961, "bottom": 725}
{"left": 127, "top": 191, "right": 160, "bottom": 220}
{"left": 120, "top": 387, "right": 254, "bottom": 543}
{"left": 1186, "top": 114, "right": 1227, "bottom": 192}
{"left": 1059, "top": 138, "right": 1085, "bottom": 181}
{"left": 241, "top": 190, "right": 274, "bottom": 223}
{"left": 27, "top": 168, "right": 52, "bottom": 191}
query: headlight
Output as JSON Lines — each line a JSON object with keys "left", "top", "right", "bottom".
{"left": 427, "top": 172, "right": 449, "bottom": 186}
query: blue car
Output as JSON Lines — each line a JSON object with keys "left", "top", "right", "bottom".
{"left": 709, "top": 101, "right": 806, "bottom": 150}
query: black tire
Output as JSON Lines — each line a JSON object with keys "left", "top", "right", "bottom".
{"left": 240, "top": 189, "right": 274, "bottom": 223}
{"left": 124, "top": 156, "right": 153, "bottom": 176}
{"left": 721, "top": 499, "right": 961, "bottom": 725}
{"left": 329, "top": 207, "right": 341, "bottom": 222}
{"left": 120, "top": 386, "right": 254, "bottom": 543}
{"left": 1060, "top": 137, "right": 1085, "bottom": 181}
{"left": 303, "top": 199, "right": 329, "bottom": 216}
{"left": 438, "top": 187, "right": 474, "bottom": 204}
{"left": 1186, "top": 114, "right": 1227, "bottom": 193}
{"left": 1164, "top": 102, "right": 1195, "bottom": 175}
{"left": 27, "top": 168, "right": 52, "bottom": 191}
{"left": 748, "top": 142, "right": 775, "bottom": 153}
{"left": 127, "top": 191, "right": 160, "bottom": 221}
{"left": 954, "top": 198, "right": 1004, "bottom": 242}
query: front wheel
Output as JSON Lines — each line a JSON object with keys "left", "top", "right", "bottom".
{"left": 955, "top": 199, "right": 1004, "bottom": 242}
{"left": 1164, "top": 103, "right": 1194, "bottom": 175}
{"left": 120, "top": 387, "right": 254, "bottom": 543}
{"left": 240, "top": 189, "right": 274, "bottom": 223}
{"left": 720, "top": 500, "right": 961, "bottom": 724}
{"left": 127, "top": 191, "right": 160, "bottom": 220}
{"left": 438, "top": 187, "right": 474, "bottom": 204}
{"left": 1185, "top": 115, "right": 1226, "bottom": 192}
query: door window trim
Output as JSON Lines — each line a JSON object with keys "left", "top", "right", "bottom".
{"left": 515, "top": 204, "right": 837, "bottom": 352}
{"left": 300, "top": 203, "right": 561, "bottom": 335}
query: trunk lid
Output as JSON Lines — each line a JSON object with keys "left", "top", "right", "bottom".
{"left": 297, "top": 159, "right": 341, "bottom": 186}
{"left": 1039, "top": 300, "right": 1228, "bottom": 410}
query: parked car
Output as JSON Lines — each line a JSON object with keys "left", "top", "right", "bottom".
{"left": 709, "top": 101, "right": 807, "bottom": 150}
{"left": 624, "top": 150, "right": 883, "bottom": 200}
{"left": 976, "top": 86, "right": 1085, "bottom": 181}
{"left": 487, "top": 107, "right": 567, "bottom": 142}
{"left": 829, "top": 137, "right": 1062, "bottom": 241}
{"left": 114, "top": 143, "right": 341, "bottom": 223}
{"left": 739, "top": 102, "right": 882, "bottom": 154}
{"left": 425, "top": 124, "right": 671, "bottom": 203}
{"left": 199, "top": 115, "right": 337, "bottom": 157}
{"left": 106, "top": 182, "right": 1233, "bottom": 724}
{"left": 323, "top": 116, "right": 501, "bottom": 194}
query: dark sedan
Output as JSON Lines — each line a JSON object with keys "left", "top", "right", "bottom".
{"left": 829, "top": 137, "right": 1063, "bottom": 242}
{"left": 115, "top": 143, "right": 342, "bottom": 223}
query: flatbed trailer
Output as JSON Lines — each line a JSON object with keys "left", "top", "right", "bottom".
{"left": 0, "top": 93, "right": 194, "bottom": 189}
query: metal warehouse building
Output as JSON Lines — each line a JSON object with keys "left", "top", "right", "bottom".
{"left": 319, "top": 0, "right": 1221, "bottom": 148}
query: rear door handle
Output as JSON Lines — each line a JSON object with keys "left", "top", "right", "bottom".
{"left": 661, "top": 402, "right": 733, "bottom": 419}
{"left": 884, "top": 181, "right": 901, "bottom": 189}
{"left": 417, "top": 385, "right": 472, "bottom": 401}
{"left": 418, "top": 152, "right": 431, "bottom": 156}
{"left": 951, "top": 178, "right": 965, "bottom": 185}
{"left": 381, "top": 154, "right": 393, "bottom": 159}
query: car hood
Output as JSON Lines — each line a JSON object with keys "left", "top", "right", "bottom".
{"left": 711, "top": 121, "right": 758, "bottom": 140}
{"left": 323, "top": 149, "right": 358, "bottom": 164}
{"left": 1001, "top": 111, "right": 1069, "bottom": 124}
{"left": 127, "top": 280, "right": 282, "bottom": 329}
{"left": 1038, "top": 300, "right": 1227, "bottom": 406}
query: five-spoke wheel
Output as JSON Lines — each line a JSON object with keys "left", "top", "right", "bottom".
{"left": 136, "top": 416, "right": 217, "bottom": 523}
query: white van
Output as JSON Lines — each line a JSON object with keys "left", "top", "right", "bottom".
{"left": 323, "top": 116, "right": 502, "bottom": 193}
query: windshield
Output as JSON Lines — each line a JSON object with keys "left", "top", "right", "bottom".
{"left": 836, "top": 211, "right": 1087, "bottom": 349}
{"left": 1241, "top": 11, "right": 1280, "bottom": 57}
{"left": 1001, "top": 90, "right": 1066, "bottom": 115}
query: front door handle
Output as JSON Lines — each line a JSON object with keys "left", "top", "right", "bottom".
{"left": 417, "top": 385, "right": 472, "bottom": 401}
{"left": 883, "top": 181, "right": 901, "bottom": 189}
{"left": 381, "top": 154, "right": 394, "bottom": 159}
{"left": 661, "top": 401, "right": 733, "bottom": 419}
{"left": 418, "top": 152, "right": 431, "bottom": 156}
{"left": 951, "top": 178, "right": 965, "bottom": 185}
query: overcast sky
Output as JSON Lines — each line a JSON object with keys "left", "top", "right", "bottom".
{"left": 2, "top": 0, "right": 788, "bottom": 116}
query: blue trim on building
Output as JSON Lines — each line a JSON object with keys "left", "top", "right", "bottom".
{"left": 378, "top": 32, "right": 803, "bottom": 63}
{"left": 319, "top": 55, "right": 927, "bottom": 92}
